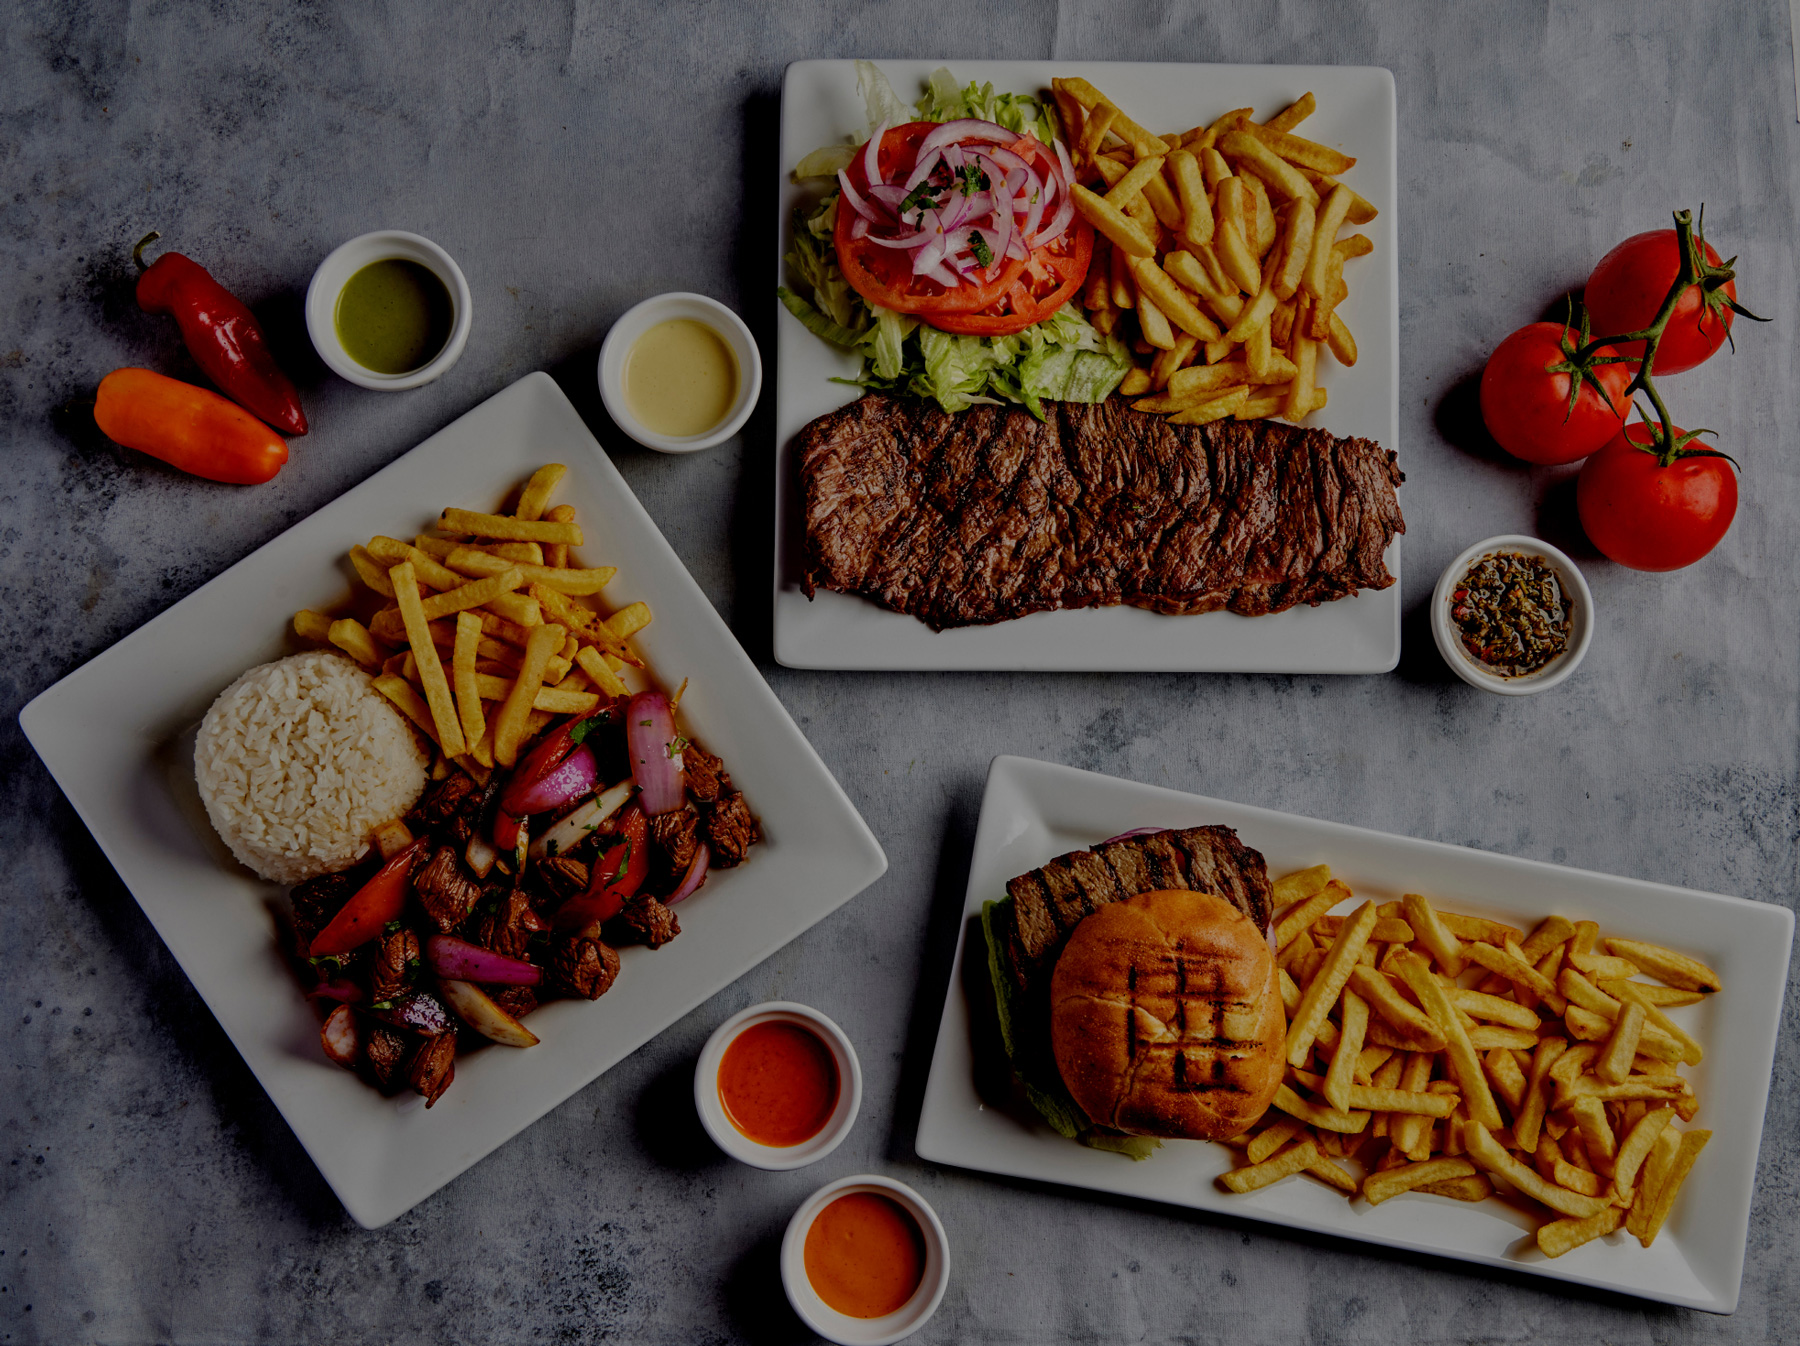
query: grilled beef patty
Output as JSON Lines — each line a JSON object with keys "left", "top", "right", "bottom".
{"left": 798, "top": 395, "right": 1404, "bottom": 629}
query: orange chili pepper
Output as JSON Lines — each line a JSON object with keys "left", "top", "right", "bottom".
{"left": 93, "top": 367, "right": 289, "bottom": 485}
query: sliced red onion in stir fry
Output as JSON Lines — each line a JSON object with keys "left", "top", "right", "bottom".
{"left": 664, "top": 844, "right": 710, "bottom": 906}
{"left": 626, "top": 690, "right": 686, "bottom": 817}
{"left": 504, "top": 743, "right": 597, "bottom": 816}
{"left": 1100, "top": 827, "right": 1167, "bottom": 845}
{"left": 425, "top": 935, "right": 543, "bottom": 986}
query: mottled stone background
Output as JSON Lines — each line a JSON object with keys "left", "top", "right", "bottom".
{"left": 4, "top": 1, "right": 1798, "bottom": 1342}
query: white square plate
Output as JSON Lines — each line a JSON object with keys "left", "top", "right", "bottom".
{"left": 915, "top": 756, "right": 1791, "bottom": 1312}
{"left": 774, "top": 60, "right": 1401, "bottom": 671}
{"left": 21, "top": 372, "right": 888, "bottom": 1228}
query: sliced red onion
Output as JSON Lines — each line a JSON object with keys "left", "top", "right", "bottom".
{"left": 665, "top": 844, "right": 710, "bottom": 906}
{"left": 916, "top": 118, "right": 1017, "bottom": 158}
{"left": 866, "top": 184, "right": 909, "bottom": 208}
{"left": 505, "top": 743, "right": 597, "bottom": 816}
{"left": 438, "top": 979, "right": 539, "bottom": 1048}
{"left": 861, "top": 119, "right": 887, "bottom": 188}
{"left": 1030, "top": 193, "right": 1074, "bottom": 249}
{"left": 836, "top": 167, "right": 882, "bottom": 223}
{"left": 849, "top": 215, "right": 870, "bottom": 240}
{"left": 1101, "top": 827, "right": 1168, "bottom": 845}
{"left": 320, "top": 1005, "right": 361, "bottom": 1069}
{"left": 465, "top": 833, "right": 497, "bottom": 879}
{"left": 426, "top": 935, "right": 542, "bottom": 986}
{"left": 903, "top": 148, "right": 944, "bottom": 194}
{"left": 1053, "top": 136, "right": 1075, "bottom": 186}
{"left": 307, "top": 978, "right": 363, "bottom": 1005}
{"left": 863, "top": 229, "right": 936, "bottom": 251}
{"left": 626, "top": 690, "right": 686, "bottom": 816}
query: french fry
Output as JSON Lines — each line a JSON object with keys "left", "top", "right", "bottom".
{"left": 1071, "top": 183, "right": 1156, "bottom": 257}
{"left": 451, "top": 612, "right": 486, "bottom": 752}
{"left": 1118, "top": 367, "right": 1154, "bottom": 397}
{"left": 1077, "top": 101, "right": 1119, "bottom": 162}
{"left": 1137, "top": 292, "right": 1176, "bottom": 350}
{"left": 327, "top": 617, "right": 383, "bottom": 668}
{"left": 368, "top": 536, "right": 464, "bottom": 592}
{"left": 1273, "top": 875, "right": 1340, "bottom": 945}
{"left": 413, "top": 569, "right": 527, "bottom": 624}
{"left": 1482, "top": 1046, "right": 1528, "bottom": 1114}
{"left": 1243, "top": 123, "right": 1356, "bottom": 175}
{"left": 372, "top": 673, "right": 438, "bottom": 745}
{"left": 1325, "top": 989, "right": 1367, "bottom": 1113}
{"left": 1269, "top": 198, "right": 1316, "bottom": 302}
{"left": 1598, "top": 979, "right": 1706, "bottom": 1009}
{"left": 1301, "top": 184, "right": 1353, "bottom": 300}
{"left": 1219, "top": 129, "right": 1319, "bottom": 204}
{"left": 1147, "top": 334, "right": 1198, "bottom": 391}
{"left": 1304, "top": 1152, "right": 1359, "bottom": 1193}
{"left": 443, "top": 545, "right": 616, "bottom": 595}
{"left": 438, "top": 507, "right": 582, "bottom": 547}
{"left": 1419, "top": 1175, "right": 1493, "bottom": 1202}
{"left": 1347, "top": 965, "right": 1445, "bottom": 1049}
{"left": 573, "top": 644, "right": 630, "bottom": 698}
{"left": 1603, "top": 939, "right": 1720, "bottom": 992}
{"left": 1103, "top": 154, "right": 1167, "bottom": 214}
{"left": 293, "top": 610, "right": 334, "bottom": 643}
{"left": 1538, "top": 1206, "right": 1624, "bottom": 1258}
{"left": 1613, "top": 1107, "right": 1676, "bottom": 1196}
{"left": 1223, "top": 283, "right": 1279, "bottom": 344}
{"left": 1189, "top": 108, "right": 1251, "bottom": 154}
{"left": 1247, "top": 1115, "right": 1307, "bottom": 1164}
{"left": 1262, "top": 92, "right": 1315, "bottom": 133}
{"left": 1271, "top": 1084, "right": 1368, "bottom": 1134}
{"left": 389, "top": 561, "right": 467, "bottom": 757}
{"left": 1462, "top": 940, "right": 1558, "bottom": 1000}
{"left": 1464, "top": 1121, "right": 1608, "bottom": 1219}
{"left": 491, "top": 622, "right": 565, "bottom": 767}
{"left": 1287, "top": 900, "right": 1379, "bottom": 1066}
{"left": 1633, "top": 1130, "right": 1710, "bottom": 1247}
{"left": 1446, "top": 987, "right": 1539, "bottom": 1031}
{"left": 1596, "top": 1001, "right": 1647, "bottom": 1085}
{"left": 1053, "top": 78, "right": 1167, "bottom": 153}
{"left": 1219, "top": 1137, "right": 1321, "bottom": 1193}
{"left": 1395, "top": 951, "right": 1502, "bottom": 1130}
{"left": 1167, "top": 386, "right": 1250, "bottom": 426}
{"left": 1167, "top": 149, "right": 1214, "bottom": 249}
{"left": 1284, "top": 313, "right": 1318, "bottom": 422}
{"left": 513, "top": 464, "right": 566, "bottom": 522}
{"left": 541, "top": 504, "right": 577, "bottom": 569}
{"left": 1362, "top": 1157, "right": 1477, "bottom": 1206}
{"left": 1127, "top": 257, "right": 1223, "bottom": 341}
{"left": 349, "top": 545, "right": 396, "bottom": 597}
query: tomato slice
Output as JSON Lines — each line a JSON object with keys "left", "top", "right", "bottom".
{"left": 834, "top": 121, "right": 1092, "bottom": 334}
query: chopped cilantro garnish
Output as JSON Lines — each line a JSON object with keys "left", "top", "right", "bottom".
{"left": 899, "top": 181, "right": 939, "bottom": 219}
{"left": 969, "top": 232, "right": 994, "bottom": 268}
{"left": 956, "top": 164, "right": 990, "bottom": 195}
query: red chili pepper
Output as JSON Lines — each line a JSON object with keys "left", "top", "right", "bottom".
{"left": 552, "top": 806, "right": 649, "bottom": 930}
{"left": 308, "top": 840, "right": 426, "bottom": 956}
{"left": 134, "top": 231, "right": 308, "bottom": 436}
{"left": 94, "top": 368, "right": 289, "bottom": 484}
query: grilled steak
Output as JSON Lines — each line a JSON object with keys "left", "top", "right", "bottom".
{"left": 799, "top": 394, "right": 1404, "bottom": 629}
{"left": 995, "top": 826, "right": 1273, "bottom": 1009}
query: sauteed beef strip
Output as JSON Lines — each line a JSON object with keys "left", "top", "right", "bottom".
{"left": 291, "top": 870, "right": 359, "bottom": 952}
{"left": 532, "top": 856, "right": 590, "bottom": 908}
{"left": 683, "top": 745, "right": 725, "bottom": 805}
{"left": 547, "top": 935, "right": 620, "bottom": 999}
{"left": 487, "top": 984, "right": 538, "bottom": 1020}
{"left": 407, "top": 1032, "right": 457, "bottom": 1107}
{"left": 414, "top": 846, "right": 483, "bottom": 933}
{"left": 998, "top": 825, "right": 1274, "bottom": 1006}
{"left": 704, "top": 790, "right": 759, "bottom": 868}
{"left": 474, "top": 886, "right": 544, "bottom": 960}
{"left": 614, "top": 895, "right": 679, "bottom": 949}
{"left": 363, "top": 1024, "right": 412, "bottom": 1093}
{"left": 370, "top": 926, "right": 421, "bottom": 1004}
{"left": 410, "top": 773, "right": 484, "bottom": 844}
{"left": 798, "top": 394, "right": 1405, "bottom": 629}
{"left": 652, "top": 806, "right": 700, "bottom": 875}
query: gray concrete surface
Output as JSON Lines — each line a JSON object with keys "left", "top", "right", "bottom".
{"left": 5, "top": 2, "right": 1799, "bottom": 1342}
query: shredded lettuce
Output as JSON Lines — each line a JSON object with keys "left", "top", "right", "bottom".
{"left": 783, "top": 64, "right": 1127, "bottom": 418}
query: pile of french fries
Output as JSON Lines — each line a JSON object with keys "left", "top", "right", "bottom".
{"left": 1218, "top": 865, "right": 1716, "bottom": 1260}
{"left": 291, "top": 465, "right": 652, "bottom": 782}
{"left": 1050, "top": 78, "right": 1374, "bottom": 427}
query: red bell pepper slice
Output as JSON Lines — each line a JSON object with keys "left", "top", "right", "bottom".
{"left": 552, "top": 806, "right": 648, "bottom": 930}
{"left": 493, "top": 808, "right": 522, "bottom": 853}
{"left": 308, "top": 839, "right": 425, "bottom": 956}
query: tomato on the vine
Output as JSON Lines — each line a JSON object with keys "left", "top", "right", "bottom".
{"left": 1576, "top": 423, "right": 1738, "bottom": 571}
{"left": 1479, "top": 322, "right": 1632, "bottom": 465}
{"left": 1584, "top": 230, "right": 1735, "bottom": 376}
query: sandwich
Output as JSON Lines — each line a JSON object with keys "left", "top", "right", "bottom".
{"left": 980, "top": 826, "right": 1284, "bottom": 1156}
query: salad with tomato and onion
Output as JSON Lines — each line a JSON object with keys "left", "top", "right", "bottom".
{"left": 781, "top": 63, "right": 1131, "bottom": 416}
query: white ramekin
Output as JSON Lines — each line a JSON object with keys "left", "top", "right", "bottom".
{"left": 1431, "top": 534, "right": 1595, "bottom": 695}
{"left": 597, "top": 291, "right": 762, "bottom": 452}
{"left": 305, "top": 230, "right": 472, "bottom": 391}
{"left": 693, "top": 1001, "right": 861, "bottom": 1170}
{"left": 780, "top": 1174, "right": 951, "bottom": 1346}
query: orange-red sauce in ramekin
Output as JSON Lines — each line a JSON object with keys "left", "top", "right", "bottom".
{"left": 803, "top": 1192, "right": 926, "bottom": 1319}
{"left": 717, "top": 1020, "right": 839, "bottom": 1147}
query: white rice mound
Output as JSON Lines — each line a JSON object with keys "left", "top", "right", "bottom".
{"left": 195, "top": 650, "right": 430, "bottom": 885}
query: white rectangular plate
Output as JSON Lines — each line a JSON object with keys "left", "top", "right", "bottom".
{"left": 916, "top": 755, "right": 1790, "bottom": 1312}
{"left": 21, "top": 372, "right": 887, "bottom": 1229}
{"left": 774, "top": 59, "right": 1401, "bottom": 671}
